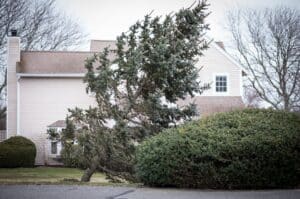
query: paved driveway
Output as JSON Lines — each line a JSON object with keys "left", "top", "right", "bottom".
{"left": 0, "top": 185, "right": 299, "bottom": 199}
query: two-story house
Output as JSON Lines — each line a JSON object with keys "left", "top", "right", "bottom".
{"left": 6, "top": 31, "right": 244, "bottom": 165}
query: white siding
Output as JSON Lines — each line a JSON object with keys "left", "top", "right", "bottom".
{"left": 16, "top": 44, "right": 243, "bottom": 165}
{"left": 196, "top": 45, "right": 242, "bottom": 96}
{"left": 19, "top": 78, "right": 95, "bottom": 165}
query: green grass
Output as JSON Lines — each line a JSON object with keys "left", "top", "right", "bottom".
{"left": 0, "top": 167, "right": 113, "bottom": 185}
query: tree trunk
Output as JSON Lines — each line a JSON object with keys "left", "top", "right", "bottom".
{"left": 283, "top": 95, "right": 290, "bottom": 111}
{"left": 81, "top": 157, "right": 99, "bottom": 182}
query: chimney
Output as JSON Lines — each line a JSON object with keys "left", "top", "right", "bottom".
{"left": 215, "top": 41, "right": 225, "bottom": 50}
{"left": 10, "top": 29, "right": 18, "bottom": 37}
{"left": 7, "top": 29, "right": 20, "bottom": 137}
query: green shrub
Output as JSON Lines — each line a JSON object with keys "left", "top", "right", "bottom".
{"left": 61, "top": 144, "right": 87, "bottom": 169}
{"left": 136, "top": 109, "right": 300, "bottom": 189}
{"left": 0, "top": 136, "right": 36, "bottom": 167}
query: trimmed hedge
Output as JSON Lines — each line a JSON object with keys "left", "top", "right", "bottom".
{"left": 0, "top": 136, "right": 36, "bottom": 167}
{"left": 136, "top": 109, "right": 300, "bottom": 189}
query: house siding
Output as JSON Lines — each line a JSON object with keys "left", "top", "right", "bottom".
{"left": 6, "top": 37, "right": 244, "bottom": 165}
{"left": 19, "top": 77, "right": 96, "bottom": 164}
{"left": 197, "top": 45, "right": 242, "bottom": 96}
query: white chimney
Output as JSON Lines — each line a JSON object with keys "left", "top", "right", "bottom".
{"left": 7, "top": 29, "right": 20, "bottom": 137}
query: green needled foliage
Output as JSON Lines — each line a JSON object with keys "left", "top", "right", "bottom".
{"left": 136, "top": 109, "right": 300, "bottom": 188}
{"left": 59, "top": 1, "right": 210, "bottom": 182}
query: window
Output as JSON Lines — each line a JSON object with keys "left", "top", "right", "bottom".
{"left": 215, "top": 75, "right": 227, "bottom": 92}
{"left": 51, "top": 142, "right": 57, "bottom": 154}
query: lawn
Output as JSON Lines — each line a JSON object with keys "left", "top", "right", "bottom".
{"left": 0, "top": 167, "right": 111, "bottom": 185}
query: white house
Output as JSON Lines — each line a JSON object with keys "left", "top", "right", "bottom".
{"left": 6, "top": 31, "right": 245, "bottom": 165}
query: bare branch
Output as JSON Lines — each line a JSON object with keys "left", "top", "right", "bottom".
{"left": 227, "top": 7, "right": 300, "bottom": 111}
{"left": 0, "top": 0, "right": 87, "bottom": 119}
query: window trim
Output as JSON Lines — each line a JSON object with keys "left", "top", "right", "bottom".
{"left": 213, "top": 73, "right": 230, "bottom": 95}
{"left": 51, "top": 141, "right": 58, "bottom": 155}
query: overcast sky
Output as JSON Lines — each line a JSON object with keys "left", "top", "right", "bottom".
{"left": 56, "top": 0, "right": 299, "bottom": 50}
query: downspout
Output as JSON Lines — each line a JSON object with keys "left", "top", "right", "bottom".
{"left": 17, "top": 75, "right": 20, "bottom": 135}
{"left": 6, "top": 72, "right": 8, "bottom": 139}
{"left": 240, "top": 69, "right": 243, "bottom": 97}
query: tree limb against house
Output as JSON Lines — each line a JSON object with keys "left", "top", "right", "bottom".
{"left": 6, "top": 0, "right": 245, "bottom": 181}
{"left": 57, "top": 1, "right": 211, "bottom": 182}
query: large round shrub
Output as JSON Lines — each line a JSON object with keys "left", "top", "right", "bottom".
{"left": 136, "top": 109, "right": 300, "bottom": 189}
{"left": 0, "top": 136, "right": 36, "bottom": 167}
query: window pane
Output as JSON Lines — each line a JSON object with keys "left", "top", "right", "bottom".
{"left": 51, "top": 142, "right": 57, "bottom": 154}
{"left": 215, "top": 75, "right": 227, "bottom": 93}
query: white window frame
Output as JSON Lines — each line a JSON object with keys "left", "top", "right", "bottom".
{"left": 48, "top": 127, "right": 63, "bottom": 157}
{"left": 213, "top": 73, "right": 230, "bottom": 95}
{"left": 51, "top": 141, "right": 58, "bottom": 155}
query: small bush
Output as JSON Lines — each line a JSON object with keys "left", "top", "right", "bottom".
{"left": 0, "top": 136, "right": 36, "bottom": 167}
{"left": 136, "top": 109, "right": 300, "bottom": 189}
{"left": 61, "top": 144, "right": 87, "bottom": 169}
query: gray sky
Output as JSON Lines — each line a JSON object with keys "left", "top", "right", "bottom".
{"left": 56, "top": 0, "right": 299, "bottom": 50}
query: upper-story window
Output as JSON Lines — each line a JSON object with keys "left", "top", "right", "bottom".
{"left": 215, "top": 75, "right": 227, "bottom": 93}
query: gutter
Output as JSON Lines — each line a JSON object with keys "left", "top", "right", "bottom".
{"left": 17, "top": 73, "right": 85, "bottom": 78}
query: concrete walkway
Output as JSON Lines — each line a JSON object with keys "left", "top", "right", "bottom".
{"left": 0, "top": 185, "right": 299, "bottom": 199}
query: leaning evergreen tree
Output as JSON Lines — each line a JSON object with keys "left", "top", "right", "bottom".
{"left": 63, "top": 1, "right": 210, "bottom": 182}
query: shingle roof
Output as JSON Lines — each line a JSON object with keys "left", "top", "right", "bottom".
{"left": 19, "top": 51, "right": 93, "bottom": 74}
{"left": 18, "top": 40, "right": 117, "bottom": 74}
{"left": 177, "top": 96, "right": 245, "bottom": 117}
{"left": 18, "top": 40, "right": 245, "bottom": 76}
{"left": 47, "top": 120, "right": 66, "bottom": 128}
